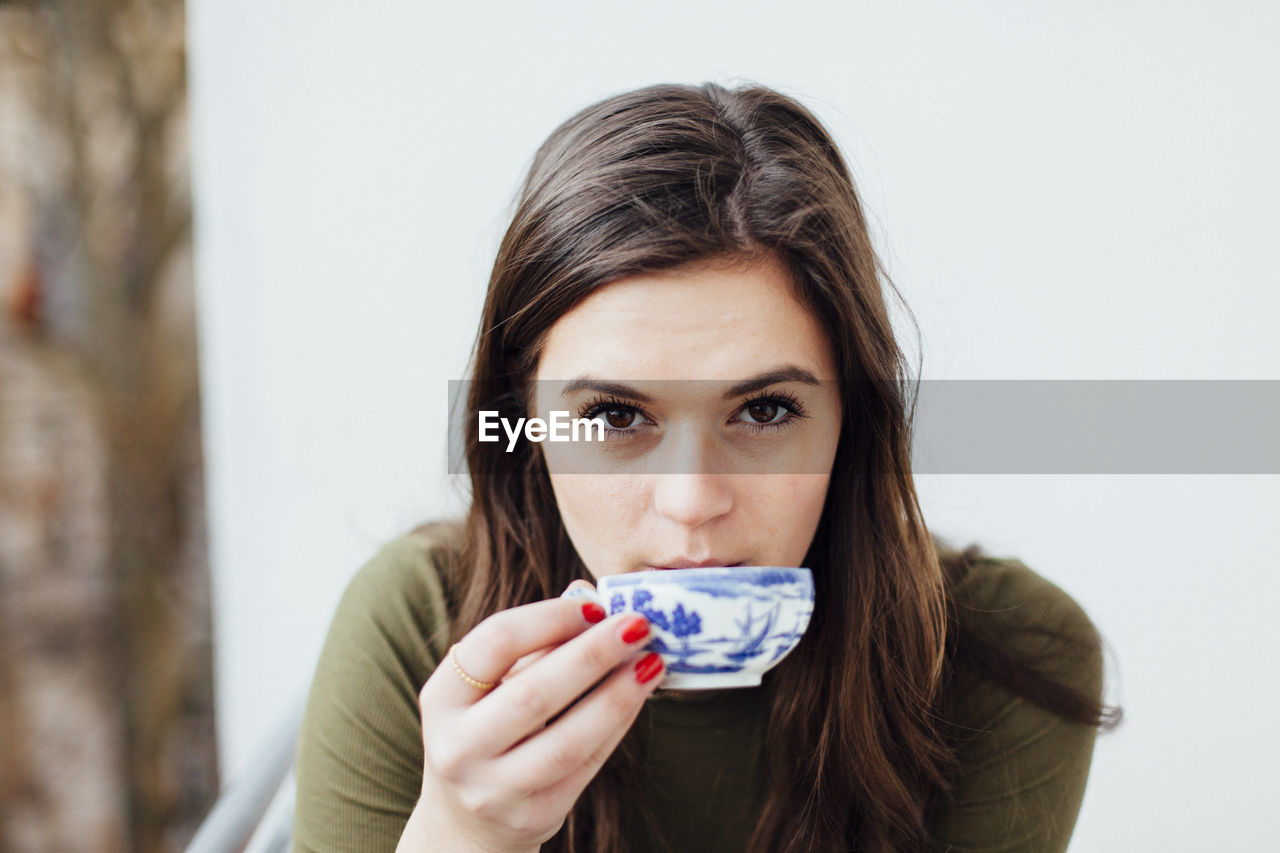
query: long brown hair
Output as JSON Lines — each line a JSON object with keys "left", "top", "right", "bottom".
{"left": 442, "top": 82, "right": 1118, "bottom": 852}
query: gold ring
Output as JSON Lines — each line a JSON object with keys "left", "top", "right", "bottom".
{"left": 446, "top": 644, "right": 498, "bottom": 691}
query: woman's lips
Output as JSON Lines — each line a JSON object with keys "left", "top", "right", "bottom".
{"left": 647, "top": 560, "right": 743, "bottom": 571}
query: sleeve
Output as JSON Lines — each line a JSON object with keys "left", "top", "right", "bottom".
{"left": 291, "top": 533, "right": 453, "bottom": 853}
{"left": 927, "top": 559, "right": 1105, "bottom": 853}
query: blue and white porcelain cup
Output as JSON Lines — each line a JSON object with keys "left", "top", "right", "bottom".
{"left": 593, "top": 566, "right": 814, "bottom": 689}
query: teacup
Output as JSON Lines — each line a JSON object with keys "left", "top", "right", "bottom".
{"left": 592, "top": 566, "right": 814, "bottom": 689}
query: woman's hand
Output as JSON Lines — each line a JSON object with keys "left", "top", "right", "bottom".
{"left": 396, "top": 584, "right": 664, "bottom": 853}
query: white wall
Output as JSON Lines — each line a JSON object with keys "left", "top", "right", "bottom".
{"left": 188, "top": 2, "right": 1280, "bottom": 849}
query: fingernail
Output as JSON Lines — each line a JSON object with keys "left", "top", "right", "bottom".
{"left": 620, "top": 616, "right": 649, "bottom": 644}
{"left": 634, "top": 652, "right": 664, "bottom": 684}
{"left": 582, "top": 602, "right": 606, "bottom": 623}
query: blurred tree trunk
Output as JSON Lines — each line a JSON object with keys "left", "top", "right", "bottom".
{"left": 0, "top": 1, "right": 218, "bottom": 850}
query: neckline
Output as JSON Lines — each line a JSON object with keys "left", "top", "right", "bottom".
{"left": 644, "top": 683, "right": 769, "bottom": 727}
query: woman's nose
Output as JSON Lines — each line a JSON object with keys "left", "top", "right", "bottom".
{"left": 651, "top": 473, "right": 733, "bottom": 528}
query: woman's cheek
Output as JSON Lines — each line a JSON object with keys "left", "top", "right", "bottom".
{"left": 550, "top": 473, "right": 643, "bottom": 577}
{"left": 776, "top": 474, "right": 830, "bottom": 564}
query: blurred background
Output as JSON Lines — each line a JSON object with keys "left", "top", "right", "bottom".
{"left": 0, "top": 0, "right": 215, "bottom": 850}
{"left": 3, "top": 1, "right": 1279, "bottom": 851}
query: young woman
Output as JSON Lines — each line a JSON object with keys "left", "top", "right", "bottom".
{"left": 292, "top": 82, "right": 1119, "bottom": 853}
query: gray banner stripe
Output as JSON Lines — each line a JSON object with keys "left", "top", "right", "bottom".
{"left": 909, "top": 380, "right": 1280, "bottom": 474}
{"left": 447, "top": 380, "right": 1280, "bottom": 475}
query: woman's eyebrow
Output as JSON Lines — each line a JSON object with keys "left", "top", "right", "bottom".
{"left": 558, "top": 367, "right": 820, "bottom": 402}
{"left": 723, "top": 366, "right": 821, "bottom": 399}
{"left": 559, "top": 378, "right": 653, "bottom": 403}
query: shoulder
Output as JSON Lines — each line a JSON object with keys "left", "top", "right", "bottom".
{"left": 948, "top": 551, "right": 1103, "bottom": 696}
{"left": 305, "top": 516, "right": 465, "bottom": 716}
{"left": 951, "top": 551, "right": 1095, "bottom": 635}
{"left": 331, "top": 520, "right": 462, "bottom": 660}
{"left": 929, "top": 551, "right": 1105, "bottom": 851}
{"left": 292, "top": 521, "right": 464, "bottom": 852}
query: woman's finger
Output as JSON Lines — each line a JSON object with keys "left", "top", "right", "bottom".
{"left": 500, "top": 581, "right": 601, "bottom": 682}
{"left": 503, "top": 648, "right": 553, "bottom": 683}
{"left": 457, "top": 612, "right": 654, "bottom": 754}
{"left": 424, "top": 595, "right": 607, "bottom": 707}
{"left": 498, "top": 650, "right": 664, "bottom": 802}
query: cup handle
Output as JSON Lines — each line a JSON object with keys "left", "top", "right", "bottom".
{"left": 560, "top": 584, "right": 606, "bottom": 610}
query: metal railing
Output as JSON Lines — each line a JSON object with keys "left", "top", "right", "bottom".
{"left": 185, "top": 697, "right": 305, "bottom": 853}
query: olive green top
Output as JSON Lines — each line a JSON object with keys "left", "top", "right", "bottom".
{"left": 292, "top": 530, "right": 1104, "bottom": 852}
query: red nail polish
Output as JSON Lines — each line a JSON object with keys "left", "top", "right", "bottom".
{"left": 634, "top": 652, "right": 663, "bottom": 684}
{"left": 620, "top": 616, "right": 650, "bottom": 644}
{"left": 582, "top": 602, "right": 606, "bottom": 623}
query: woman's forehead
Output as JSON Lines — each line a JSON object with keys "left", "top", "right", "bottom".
{"left": 534, "top": 256, "right": 837, "bottom": 383}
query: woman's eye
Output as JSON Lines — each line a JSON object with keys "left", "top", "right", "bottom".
{"left": 578, "top": 398, "right": 651, "bottom": 435}
{"left": 600, "top": 408, "right": 639, "bottom": 429}
{"left": 583, "top": 406, "right": 643, "bottom": 430}
{"left": 739, "top": 400, "right": 787, "bottom": 425}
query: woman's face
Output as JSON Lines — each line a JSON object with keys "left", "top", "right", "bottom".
{"left": 532, "top": 254, "right": 842, "bottom": 581}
